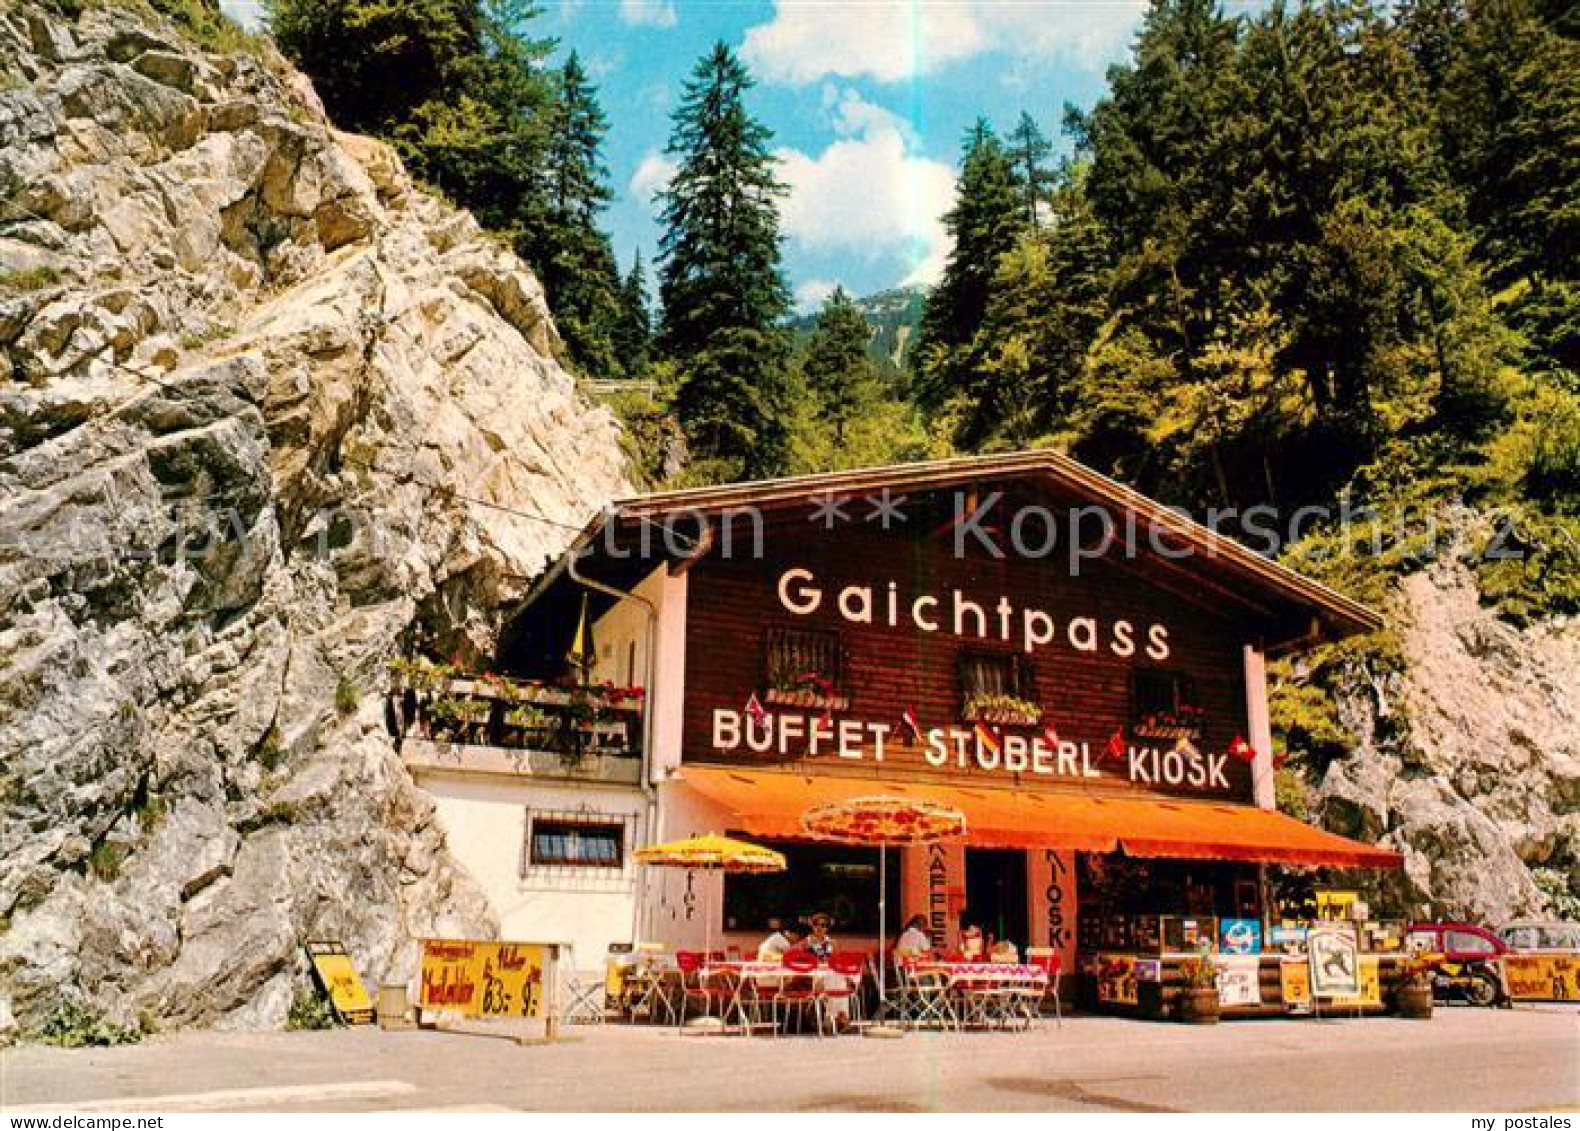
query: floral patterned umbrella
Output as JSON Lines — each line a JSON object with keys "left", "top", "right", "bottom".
{"left": 801, "top": 796, "right": 967, "bottom": 1019}
{"left": 801, "top": 796, "right": 968, "bottom": 845}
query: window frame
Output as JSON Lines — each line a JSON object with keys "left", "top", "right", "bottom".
{"left": 522, "top": 811, "right": 631, "bottom": 873}
{"left": 957, "top": 648, "right": 1037, "bottom": 712}
{"left": 763, "top": 625, "right": 847, "bottom": 700}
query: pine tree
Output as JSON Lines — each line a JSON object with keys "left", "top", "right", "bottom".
{"left": 801, "top": 287, "right": 883, "bottom": 445}
{"left": 611, "top": 251, "right": 652, "bottom": 377}
{"left": 912, "top": 120, "right": 1028, "bottom": 418}
{"left": 527, "top": 51, "right": 626, "bottom": 377}
{"left": 655, "top": 42, "right": 794, "bottom": 478}
{"left": 1007, "top": 112, "right": 1055, "bottom": 225}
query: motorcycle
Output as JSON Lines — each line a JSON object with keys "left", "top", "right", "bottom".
{"left": 1430, "top": 959, "right": 1505, "bottom": 1007}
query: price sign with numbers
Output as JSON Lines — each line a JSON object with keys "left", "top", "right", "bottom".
{"left": 418, "top": 939, "right": 549, "bottom": 1020}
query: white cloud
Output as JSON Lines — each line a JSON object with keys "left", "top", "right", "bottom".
{"left": 795, "top": 279, "right": 840, "bottom": 313}
{"left": 628, "top": 152, "right": 678, "bottom": 213}
{"left": 620, "top": 0, "right": 678, "bottom": 29}
{"left": 742, "top": 0, "right": 1146, "bottom": 85}
{"left": 775, "top": 89, "right": 956, "bottom": 287}
{"left": 218, "top": 0, "right": 264, "bottom": 29}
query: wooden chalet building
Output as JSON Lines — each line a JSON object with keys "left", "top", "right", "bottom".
{"left": 400, "top": 450, "right": 1400, "bottom": 989}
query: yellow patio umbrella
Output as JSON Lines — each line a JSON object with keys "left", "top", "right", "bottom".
{"left": 635, "top": 834, "right": 787, "bottom": 966}
{"left": 635, "top": 833, "right": 789, "bottom": 874}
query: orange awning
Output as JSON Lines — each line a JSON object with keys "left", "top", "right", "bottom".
{"left": 678, "top": 766, "right": 1401, "bottom": 868}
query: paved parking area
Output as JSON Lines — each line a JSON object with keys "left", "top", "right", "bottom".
{"left": 3, "top": 1005, "right": 1577, "bottom": 1112}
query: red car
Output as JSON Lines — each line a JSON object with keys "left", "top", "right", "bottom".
{"left": 1406, "top": 922, "right": 1509, "bottom": 1006}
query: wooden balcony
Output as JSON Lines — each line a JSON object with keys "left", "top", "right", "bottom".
{"left": 388, "top": 669, "right": 645, "bottom": 787}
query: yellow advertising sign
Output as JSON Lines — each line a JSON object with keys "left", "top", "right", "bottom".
{"left": 1096, "top": 954, "right": 1138, "bottom": 1004}
{"left": 1505, "top": 954, "right": 1580, "bottom": 1002}
{"left": 418, "top": 939, "right": 548, "bottom": 1020}
{"left": 1280, "top": 958, "right": 1311, "bottom": 1012}
{"left": 305, "top": 941, "right": 374, "bottom": 1025}
{"left": 1315, "top": 890, "right": 1359, "bottom": 921}
{"left": 1325, "top": 956, "right": 1381, "bottom": 1008}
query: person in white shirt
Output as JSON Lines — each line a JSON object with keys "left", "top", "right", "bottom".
{"left": 894, "top": 914, "right": 933, "bottom": 959}
{"left": 757, "top": 921, "right": 806, "bottom": 961}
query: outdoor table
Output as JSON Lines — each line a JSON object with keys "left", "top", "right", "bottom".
{"left": 912, "top": 962, "right": 1049, "bottom": 1030}
{"left": 712, "top": 960, "right": 864, "bottom": 1034}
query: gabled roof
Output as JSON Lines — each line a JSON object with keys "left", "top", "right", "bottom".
{"left": 544, "top": 449, "right": 1382, "bottom": 645}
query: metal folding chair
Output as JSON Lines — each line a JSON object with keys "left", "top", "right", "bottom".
{"left": 1026, "top": 949, "right": 1063, "bottom": 1028}
{"left": 902, "top": 965, "right": 958, "bottom": 1031}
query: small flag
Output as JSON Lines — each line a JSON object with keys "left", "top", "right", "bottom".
{"left": 973, "top": 720, "right": 1002, "bottom": 757}
{"left": 1229, "top": 735, "right": 1257, "bottom": 763}
{"left": 901, "top": 706, "right": 923, "bottom": 744}
{"left": 565, "top": 594, "right": 592, "bottom": 678}
{"left": 1041, "top": 723, "right": 1061, "bottom": 750}
{"left": 1105, "top": 729, "right": 1127, "bottom": 763}
{"left": 745, "top": 693, "right": 767, "bottom": 724}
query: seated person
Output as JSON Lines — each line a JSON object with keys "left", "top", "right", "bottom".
{"left": 806, "top": 912, "right": 836, "bottom": 959}
{"left": 990, "top": 938, "right": 1020, "bottom": 963}
{"left": 960, "top": 923, "right": 986, "bottom": 960}
{"left": 894, "top": 914, "right": 934, "bottom": 960}
{"left": 757, "top": 921, "right": 806, "bottom": 962}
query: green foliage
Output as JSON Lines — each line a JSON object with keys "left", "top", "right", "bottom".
{"left": 86, "top": 840, "right": 128, "bottom": 883}
{"left": 1470, "top": 507, "right": 1580, "bottom": 624}
{"left": 30, "top": 999, "right": 141, "bottom": 1047}
{"left": 257, "top": 723, "right": 284, "bottom": 771}
{"left": 655, "top": 43, "right": 794, "bottom": 480}
{"left": 1532, "top": 867, "right": 1580, "bottom": 920}
{"left": 610, "top": 251, "right": 653, "bottom": 376}
{"left": 286, "top": 987, "right": 339, "bottom": 1031}
{"left": 522, "top": 52, "right": 628, "bottom": 378}
{"left": 0, "top": 266, "right": 61, "bottom": 292}
{"left": 913, "top": 120, "right": 1028, "bottom": 426}
{"left": 335, "top": 673, "right": 359, "bottom": 716}
{"left": 798, "top": 287, "right": 884, "bottom": 445}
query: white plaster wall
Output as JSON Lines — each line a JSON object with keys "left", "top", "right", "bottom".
{"left": 590, "top": 567, "right": 662, "bottom": 687}
{"left": 418, "top": 770, "right": 648, "bottom": 970}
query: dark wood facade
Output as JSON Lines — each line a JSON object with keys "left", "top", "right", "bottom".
{"left": 677, "top": 484, "right": 1265, "bottom": 804}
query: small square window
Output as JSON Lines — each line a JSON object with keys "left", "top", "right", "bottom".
{"left": 528, "top": 819, "right": 624, "bottom": 868}
{"left": 958, "top": 650, "right": 1038, "bottom": 722}
{"left": 764, "top": 627, "right": 845, "bottom": 701}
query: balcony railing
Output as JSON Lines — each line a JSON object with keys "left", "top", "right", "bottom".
{"left": 388, "top": 662, "right": 644, "bottom": 783}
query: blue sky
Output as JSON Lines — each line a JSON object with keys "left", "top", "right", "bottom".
{"left": 228, "top": 1, "right": 1159, "bottom": 307}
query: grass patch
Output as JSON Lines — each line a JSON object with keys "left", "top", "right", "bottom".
{"left": 236, "top": 799, "right": 299, "bottom": 834}
{"left": 85, "top": 840, "right": 129, "bottom": 883}
{"left": 335, "top": 674, "right": 359, "bottom": 716}
{"left": 145, "top": 0, "right": 268, "bottom": 57}
{"left": 29, "top": 999, "right": 141, "bottom": 1048}
{"left": 179, "top": 323, "right": 232, "bottom": 351}
{"left": 0, "top": 267, "right": 61, "bottom": 292}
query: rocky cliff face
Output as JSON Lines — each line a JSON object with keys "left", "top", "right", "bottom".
{"left": 0, "top": 2, "right": 627, "bottom": 1035}
{"left": 1312, "top": 542, "right": 1579, "bottom": 922}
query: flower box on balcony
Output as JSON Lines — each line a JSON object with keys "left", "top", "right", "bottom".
{"left": 966, "top": 707, "right": 1042, "bottom": 727}
{"left": 962, "top": 692, "right": 1042, "bottom": 728}
{"left": 764, "top": 687, "right": 851, "bottom": 711}
{"left": 1131, "top": 709, "right": 1204, "bottom": 741}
